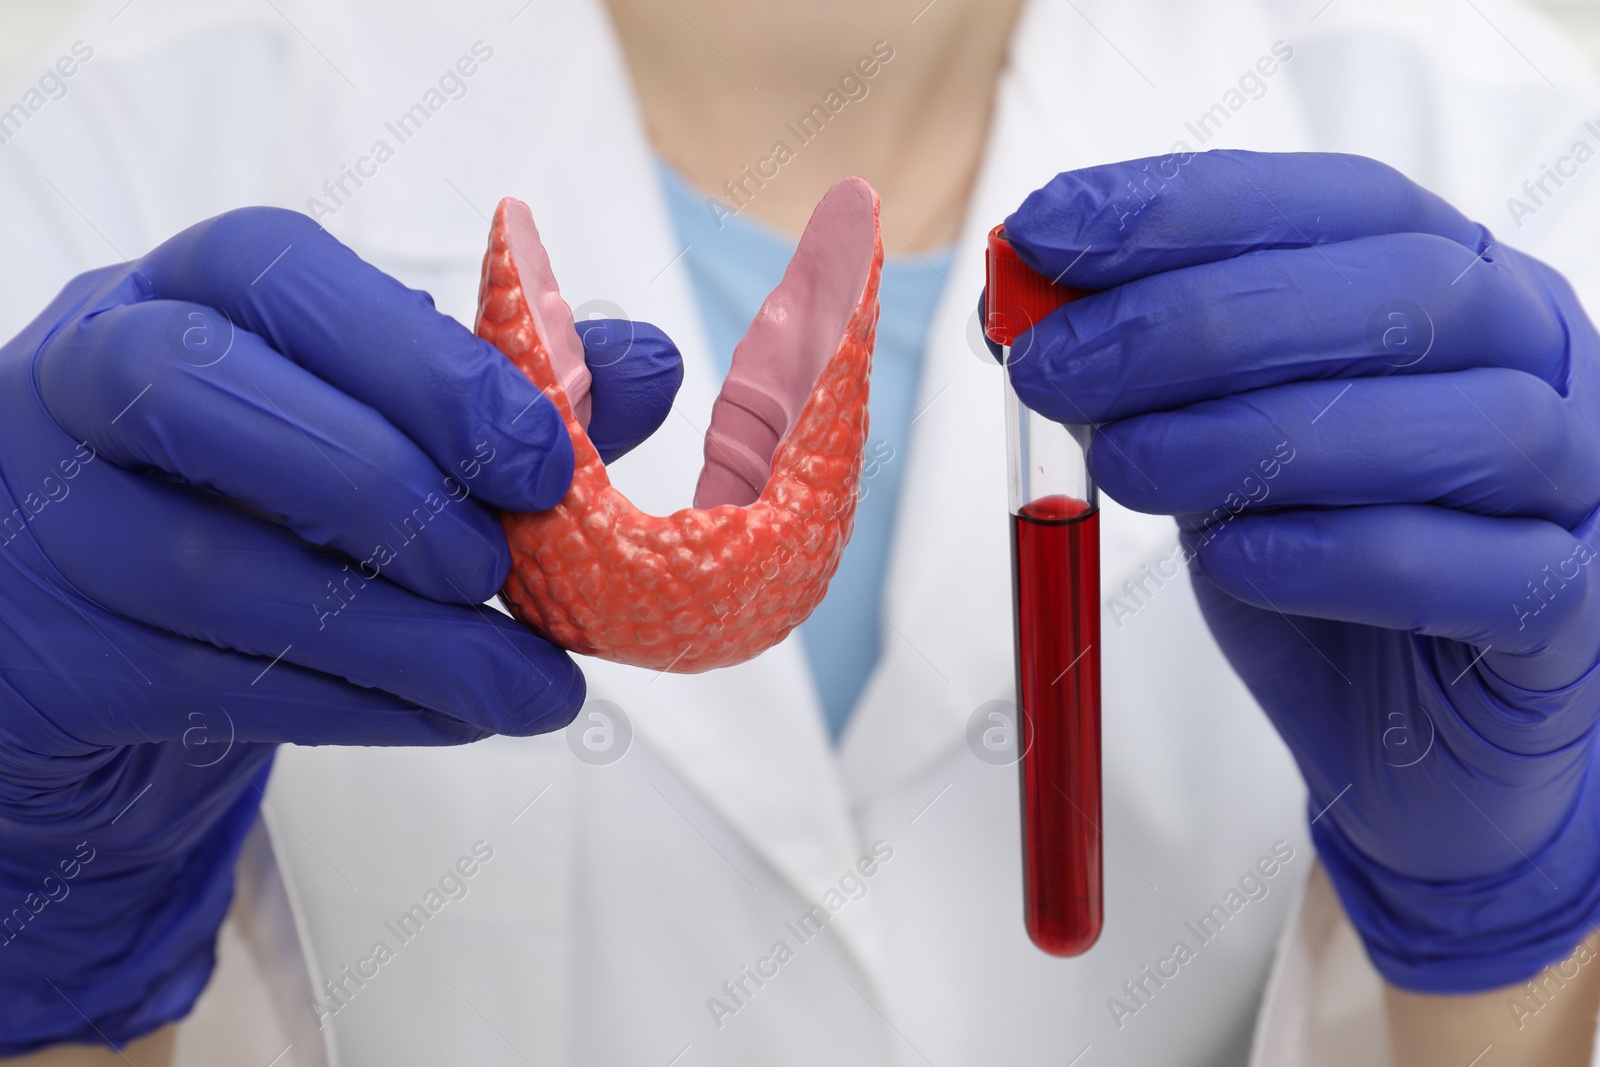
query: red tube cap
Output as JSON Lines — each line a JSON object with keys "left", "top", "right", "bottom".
{"left": 984, "top": 224, "right": 1087, "bottom": 346}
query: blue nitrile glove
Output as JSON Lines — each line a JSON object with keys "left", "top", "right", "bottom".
{"left": 0, "top": 207, "right": 682, "bottom": 1055}
{"left": 1003, "top": 150, "right": 1600, "bottom": 993}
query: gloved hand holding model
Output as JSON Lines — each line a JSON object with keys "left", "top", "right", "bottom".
{"left": 0, "top": 207, "right": 681, "bottom": 1054}
{"left": 1003, "top": 151, "right": 1600, "bottom": 991}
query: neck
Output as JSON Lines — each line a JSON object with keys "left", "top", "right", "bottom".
{"left": 604, "top": 0, "right": 1025, "bottom": 255}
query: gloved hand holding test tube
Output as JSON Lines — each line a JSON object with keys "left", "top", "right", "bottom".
{"left": 985, "top": 227, "right": 1101, "bottom": 957}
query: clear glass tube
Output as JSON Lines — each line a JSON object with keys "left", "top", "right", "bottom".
{"left": 1004, "top": 370, "right": 1096, "bottom": 514}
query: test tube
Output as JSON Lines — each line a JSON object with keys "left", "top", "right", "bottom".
{"left": 984, "top": 225, "right": 1102, "bottom": 957}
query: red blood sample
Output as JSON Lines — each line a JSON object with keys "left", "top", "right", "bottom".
{"left": 1011, "top": 494, "right": 1103, "bottom": 956}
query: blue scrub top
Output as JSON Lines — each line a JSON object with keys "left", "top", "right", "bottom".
{"left": 657, "top": 161, "right": 952, "bottom": 742}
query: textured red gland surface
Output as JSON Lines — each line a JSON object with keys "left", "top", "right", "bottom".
{"left": 475, "top": 178, "right": 883, "bottom": 672}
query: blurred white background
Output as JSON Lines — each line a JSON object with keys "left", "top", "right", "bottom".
{"left": 1535, "top": 0, "right": 1600, "bottom": 70}
{"left": 0, "top": 0, "right": 96, "bottom": 71}
{"left": 4, "top": 0, "right": 1600, "bottom": 76}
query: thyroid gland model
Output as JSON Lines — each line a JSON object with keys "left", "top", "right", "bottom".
{"left": 474, "top": 177, "right": 883, "bottom": 672}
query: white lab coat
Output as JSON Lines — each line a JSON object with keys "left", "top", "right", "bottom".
{"left": 3, "top": 1, "right": 1600, "bottom": 1063}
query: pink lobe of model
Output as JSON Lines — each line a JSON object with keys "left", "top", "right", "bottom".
{"left": 475, "top": 177, "right": 883, "bottom": 672}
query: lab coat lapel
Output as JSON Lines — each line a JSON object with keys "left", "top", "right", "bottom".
{"left": 840, "top": 0, "right": 1319, "bottom": 802}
